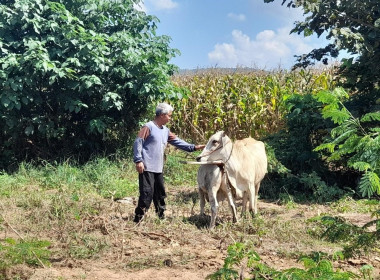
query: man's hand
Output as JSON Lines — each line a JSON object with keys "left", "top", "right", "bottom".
{"left": 135, "top": 162, "right": 144, "bottom": 174}
{"left": 195, "top": 144, "right": 205, "bottom": 151}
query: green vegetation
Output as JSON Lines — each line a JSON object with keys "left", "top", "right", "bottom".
{"left": 314, "top": 88, "right": 380, "bottom": 198}
{"left": 0, "top": 0, "right": 179, "bottom": 168}
{"left": 0, "top": 157, "right": 138, "bottom": 200}
{"left": 207, "top": 242, "right": 363, "bottom": 280}
{"left": 0, "top": 238, "right": 51, "bottom": 271}
{"left": 0, "top": 0, "right": 379, "bottom": 278}
{"left": 170, "top": 68, "right": 336, "bottom": 142}
{"left": 266, "top": 0, "right": 380, "bottom": 96}
{"left": 0, "top": 157, "right": 378, "bottom": 278}
{"left": 312, "top": 210, "right": 380, "bottom": 259}
{"left": 169, "top": 69, "right": 378, "bottom": 203}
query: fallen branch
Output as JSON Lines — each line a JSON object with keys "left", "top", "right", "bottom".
{"left": 133, "top": 230, "right": 171, "bottom": 242}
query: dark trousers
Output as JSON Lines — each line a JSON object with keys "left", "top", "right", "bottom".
{"left": 134, "top": 171, "right": 166, "bottom": 222}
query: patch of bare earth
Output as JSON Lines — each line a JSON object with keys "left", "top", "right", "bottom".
{"left": 2, "top": 187, "right": 379, "bottom": 280}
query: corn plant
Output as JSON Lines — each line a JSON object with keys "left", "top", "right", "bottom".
{"left": 170, "top": 68, "right": 336, "bottom": 143}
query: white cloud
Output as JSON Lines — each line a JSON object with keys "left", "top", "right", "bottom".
{"left": 227, "top": 13, "right": 246, "bottom": 21}
{"left": 252, "top": 0, "right": 305, "bottom": 26}
{"left": 147, "top": 0, "right": 178, "bottom": 11}
{"left": 208, "top": 27, "right": 315, "bottom": 69}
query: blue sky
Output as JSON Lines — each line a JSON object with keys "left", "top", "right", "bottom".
{"left": 137, "top": 0, "right": 330, "bottom": 70}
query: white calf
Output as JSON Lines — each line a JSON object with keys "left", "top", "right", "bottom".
{"left": 197, "top": 164, "right": 238, "bottom": 229}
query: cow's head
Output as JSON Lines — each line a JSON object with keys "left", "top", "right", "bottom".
{"left": 196, "top": 131, "right": 232, "bottom": 162}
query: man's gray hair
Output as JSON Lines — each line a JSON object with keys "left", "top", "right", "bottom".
{"left": 155, "top": 103, "right": 174, "bottom": 116}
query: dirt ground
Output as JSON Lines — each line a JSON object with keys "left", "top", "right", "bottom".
{"left": 3, "top": 191, "right": 380, "bottom": 280}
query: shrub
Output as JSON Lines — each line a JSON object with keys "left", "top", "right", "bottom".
{"left": 314, "top": 88, "right": 380, "bottom": 198}
{"left": 207, "top": 242, "right": 360, "bottom": 280}
{"left": 0, "top": 0, "right": 179, "bottom": 168}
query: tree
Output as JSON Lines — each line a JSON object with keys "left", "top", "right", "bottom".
{"left": 0, "top": 0, "right": 179, "bottom": 168}
{"left": 314, "top": 88, "right": 380, "bottom": 197}
{"left": 264, "top": 0, "right": 380, "bottom": 94}
{"left": 264, "top": 0, "right": 380, "bottom": 197}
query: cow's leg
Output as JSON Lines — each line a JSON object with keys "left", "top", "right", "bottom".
{"left": 248, "top": 185, "right": 256, "bottom": 216}
{"left": 241, "top": 190, "right": 248, "bottom": 217}
{"left": 221, "top": 176, "right": 238, "bottom": 223}
{"left": 254, "top": 182, "right": 261, "bottom": 215}
{"left": 227, "top": 191, "right": 238, "bottom": 223}
{"left": 245, "top": 186, "right": 255, "bottom": 215}
{"left": 199, "top": 188, "right": 206, "bottom": 216}
{"left": 208, "top": 187, "right": 219, "bottom": 229}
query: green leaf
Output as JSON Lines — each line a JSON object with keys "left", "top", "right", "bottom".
{"left": 361, "top": 112, "right": 380, "bottom": 122}
{"left": 332, "top": 87, "right": 349, "bottom": 100}
{"left": 322, "top": 108, "right": 350, "bottom": 124}
{"left": 0, "top": 0, "right": 180, "bottom": 161}
{"left": 314, "top": 143, "right": 336, "bottom": 153}
{"left": 351, "top": 161, "right": 371, "bottom": 172}
{"left": 88, "top": 119, "right": 106, "bottom": 134}
{"left": 1, "top": 96, "right": 11, "bottom": 108}
{"left": 315, "top": 90, "right": 339, "bottom": 104}
{"left": 359, "top": 172, "right": 380, "bottom": 198}
{"left": 24, "top": 126, "right": 34, "bottom": 136}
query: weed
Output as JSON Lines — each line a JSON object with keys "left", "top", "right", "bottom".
{"left": 330, "top": 196, "right": 380, "bottom": 214}
{"left": 360, "top": 264, "right": 375, "bottom": 280}
{"left": 0, "top": 238, "right": 51, "bottom": 274}
{"left": 309, "top": 213, "right": 380, "bottom": 258}
{"left": 164, "top": 151, "right": 199, "bottom": 187}
{"left": 278, "top": 192, "right": 297, "bottom": 209}
{"left": 68, "top": 233, "right": 109, "bottom": 259}
{"left": 207, "top": 242, "right": 359, "bottom": 280}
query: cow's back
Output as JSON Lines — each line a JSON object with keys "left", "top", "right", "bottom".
{"left": 227, "top": 137, "right": 267, "bottom": 189}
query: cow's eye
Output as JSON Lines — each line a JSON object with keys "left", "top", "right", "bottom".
{"left": 212, "top": 140, "right": 218, "bottom": 145}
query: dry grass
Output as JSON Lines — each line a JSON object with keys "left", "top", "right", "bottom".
{"left": 1, "top": 183, "right": 379, "bottom": 279}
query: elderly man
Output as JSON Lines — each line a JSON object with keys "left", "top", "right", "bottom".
{"left": 133, "top": 103, "right": 205, "bottom": 223}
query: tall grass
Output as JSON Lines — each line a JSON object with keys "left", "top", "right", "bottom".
{"left": 0, "top": 158, "right": 139, "bottom": 200}
{"left": 0, "top": 151, "right": 201, "bottom": 202}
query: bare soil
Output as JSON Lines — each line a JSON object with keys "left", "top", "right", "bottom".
{"left": 2, "top": 187, "right": 379, "bottom": 280}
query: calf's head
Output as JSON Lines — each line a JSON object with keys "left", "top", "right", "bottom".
{"left": 196, "top": 131, "right": 232, "bottom": 162}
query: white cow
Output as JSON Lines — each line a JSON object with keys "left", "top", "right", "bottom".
{"left": 196, "top": 131, "right": 267, "bottom": 216}
{"left": 197, "top": 164, "right": 238, "bottom": 229}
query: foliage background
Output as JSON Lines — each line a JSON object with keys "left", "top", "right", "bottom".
{"left": 0, "top": 0, "right": 179, "bottom": 169}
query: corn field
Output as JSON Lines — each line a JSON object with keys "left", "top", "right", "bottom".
{"left": 170, "top": 67, "right": 338, "bottom": 143}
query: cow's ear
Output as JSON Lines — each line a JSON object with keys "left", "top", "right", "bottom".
{"left": 221, "top": 133, "right": 229, "bottom": 147}
{"left": 220, "top": 131, "right": 226, "bottom": 143}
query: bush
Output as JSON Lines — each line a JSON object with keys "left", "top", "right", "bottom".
{"left": 0, "top": 0, "right": 179, "bottom": 168}
{"left": 263, "top": 92, "right": 353, "bottom": 201}
{"left": 314, "top": 88, "right": 380, "bottom": 198}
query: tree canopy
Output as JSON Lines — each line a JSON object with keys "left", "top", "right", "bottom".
{"left": 265, "top": 0, "right": 380, "bottom": 93}
{"left": 0, "top": 0, "right": 179, "bottom": 168}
